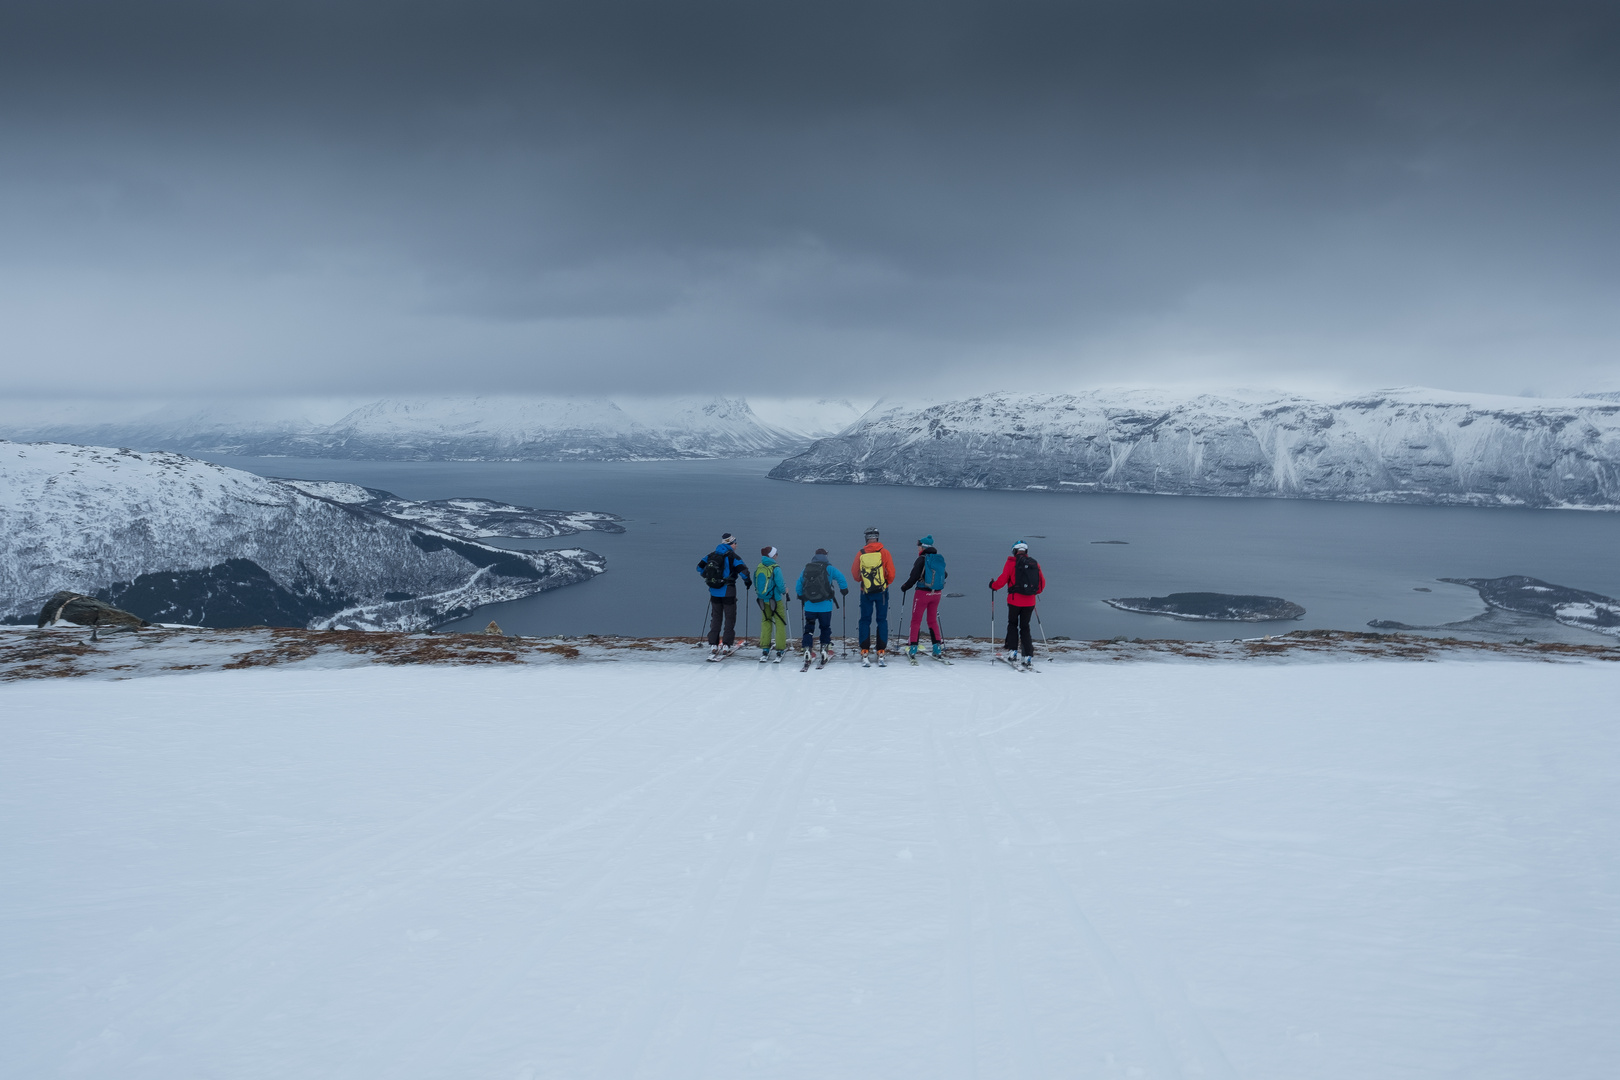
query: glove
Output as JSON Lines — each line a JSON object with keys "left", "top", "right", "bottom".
{"left": 840, "top": 588, "right": 849, "bottom": 596}
{"left": 988, "top": 580, "right": 996, "bottom": 589}
{"left": 900, "top": 583, "right": 912, "bottom": 593}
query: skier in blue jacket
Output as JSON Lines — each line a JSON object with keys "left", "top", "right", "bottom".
{"left": 697, "top": 532, "right": 752, "bottom": 660}
{"left": 794, "top": 549, "right": 850, "bottom": 666}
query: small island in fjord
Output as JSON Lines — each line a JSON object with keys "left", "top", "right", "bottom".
{"left": 1104, "top": 592, "right": 1307, "bottom": 622}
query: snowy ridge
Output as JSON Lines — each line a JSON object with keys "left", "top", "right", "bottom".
{"left": 0, "top": 442, "right": 606, "bottom": 630}
{"left": 1, "top": 395, "right": 836, "bottom": 461}
{"left": 770, "top": 388, "right": 1620, "bottom": 509}
{"left": 6, "top": 624, "right": 1615, "bottom": 683}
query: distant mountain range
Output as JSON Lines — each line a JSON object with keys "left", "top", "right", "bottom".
{"left": 770, "top": 388, "right": 1620, "bottom": 510}
{"left": 0, "top": 396, "right": 867, "bottom": 461}
{"left": 0, "top": 442, "right": 614, "bottom": 630}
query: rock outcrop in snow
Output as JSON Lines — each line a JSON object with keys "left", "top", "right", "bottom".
{"left": 0, "top": 442, "right": 609, "bottom": 631}
{"left": 2, "top": 396, "right": 837, "bottom": 461}
{"left": 769, "top": 388, "right": 1620, "bottom": 509}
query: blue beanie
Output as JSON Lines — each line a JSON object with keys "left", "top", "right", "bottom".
{"left": 917, "top": 534, "right": 934, "bottom": 547}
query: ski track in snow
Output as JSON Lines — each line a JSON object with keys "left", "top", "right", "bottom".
{"left": 43, "top": 676, "right": 680, "bottom": 1075}
{"left": 396, "top": 682, "right": 823, "bottom": 1073}
{"left": 3, "top": 660, "right": 1618, "bottom": 1079}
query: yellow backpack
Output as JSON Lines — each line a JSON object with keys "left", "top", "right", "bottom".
{"left": 858, "top": 549, "right": 888, "bottom": 591}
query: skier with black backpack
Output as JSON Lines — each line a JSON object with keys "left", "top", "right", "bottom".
{"left": 696, "top": 532, "right": 752, "bottom": 661}
{"left": 898, "top": 534, "right": 949, "bottom": 662}
{"left": 795, "top": 549, "right": 849, "bottom": 669}
{"left": 989, "top": 540, "right": 1045, "bottom": 669}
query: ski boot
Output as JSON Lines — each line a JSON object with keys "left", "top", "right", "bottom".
{"left": 773, "top": 650, "right": 784, "bottom": 663}
{"left": 907, "top": 643, "right": 919, "bottom": 665}
{"left": 877, "top": 649, "right": 887, "bottom": 667}
{"left": 707, "top": 645, "right": 722, "bottom": 662}
{"left": 759, "top": 648, "right": 771, "bottom": 663}
{"left": 818, "top": 646, "right": 832, "bottom": 669}
{"left": 861, "top": 649, "right": 871, "bottom": 668}
{"left": 1021, "top": 654, "right": 1034, "bottom": 669}
{"left": 932, "top": 642, "right": 944, "bottom": 659}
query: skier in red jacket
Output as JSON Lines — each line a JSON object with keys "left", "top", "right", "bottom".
{"left": 989, "top": 540, "right": 1045, "bottom": 667}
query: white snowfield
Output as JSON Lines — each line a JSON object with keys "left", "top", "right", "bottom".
{"left": 4, "top": 658, "right": 1616, "bottom": 1079}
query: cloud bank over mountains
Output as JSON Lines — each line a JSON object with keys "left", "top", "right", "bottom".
{"left": 1, "top": 0, "right": 1616, "bottom": 400}
{"left": 0, "top": 396, "right": 868, "bottom": 460}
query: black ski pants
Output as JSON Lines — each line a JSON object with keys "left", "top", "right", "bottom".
{"left": 802, "top": 609, "right": 832, "bottom": 649}
{"left": 707, "top": 596, "right": 738, "bottom": 646}
{"left": 1004, "top": 605, "right": 1034, "bottom": 656}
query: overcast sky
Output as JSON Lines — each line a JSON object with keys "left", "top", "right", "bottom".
{"left": 1, "top": 0, "right": 1616, "bottom": 402}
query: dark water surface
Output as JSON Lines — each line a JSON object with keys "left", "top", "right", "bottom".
{"left": 209, "top": 456, "right": 1620, "bottom": 643}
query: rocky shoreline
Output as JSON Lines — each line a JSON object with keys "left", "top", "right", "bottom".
{"left": 5, "top": 625, "right": 1614, "bottom": 682}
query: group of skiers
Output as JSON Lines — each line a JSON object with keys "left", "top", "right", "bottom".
{"left": 696, "top": 528, "right": 1047, "bottom": 670}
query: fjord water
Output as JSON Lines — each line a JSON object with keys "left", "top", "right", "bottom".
{"left": 210, "top": 456, "right": 1620, "bottom": 642}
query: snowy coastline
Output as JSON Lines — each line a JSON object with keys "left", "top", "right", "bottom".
{"left": 0, "top": 442, "right": 611, "bottom": 631}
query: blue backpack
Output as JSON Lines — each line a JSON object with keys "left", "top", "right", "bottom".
{"left": 922, "top": 552, "right": 947, "bottom": 591}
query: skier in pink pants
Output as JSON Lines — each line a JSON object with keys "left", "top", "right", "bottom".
{"left": 898, "top": 535, "right": 949, "bottom": 660}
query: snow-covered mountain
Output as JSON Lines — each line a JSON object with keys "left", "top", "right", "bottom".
{"left": 747, "top": 397, "right": 870, "bottom": 439}
{"left": 0, "top": 442, "right": 609, "bottom": 631}
{"left": 769, "top": 388, "right": 1620, "bottom": 509}
{"left": 0, "top": 396, "right": 826, "bottom": 461}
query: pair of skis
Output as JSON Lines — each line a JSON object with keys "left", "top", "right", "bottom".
{"left": 997, "top": 653, "right": 1039, "bottom": 673}
{"left": 800, "top": 649, "right": 832, "bottom": 672}
{"left": 907, "top": 650, "right": 954, "bottom": 666}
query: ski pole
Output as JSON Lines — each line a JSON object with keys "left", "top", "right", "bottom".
{"left": 744, "top": 582, "right": 751, "bottom": 644}
{"left": 700, "top": 597, "right": 711, "bottom": 641}
{"left": 1035, "top": 606, "right": 1048, "bottom": 658}
{"left": 989, "top": 589, "right": 995, "bottom": 663}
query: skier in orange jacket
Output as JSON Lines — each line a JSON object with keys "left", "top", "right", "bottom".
{"left": 850, "top": 527, "right": 897, "bottom": 666}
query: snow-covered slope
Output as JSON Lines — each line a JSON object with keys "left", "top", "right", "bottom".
{"left": 2, "top": 396, "right": 816, "bottom": 461}
{"left": 0, "top": 442, "right": 607, "bottom": 630}
{"left": 4, "top": 658, "right": 1616, "bottom": 1078}
{"left": 770, "top": 388, "right": 1620, "bottom": 509}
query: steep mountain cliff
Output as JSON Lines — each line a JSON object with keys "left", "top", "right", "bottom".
{"left": 769, "top": 388, "right": 1620, "bottom": 509}
{"left": 0, "top": 442, "right": 608, "bottom": 630}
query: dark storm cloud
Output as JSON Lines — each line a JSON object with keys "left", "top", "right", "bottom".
{"left": 1, "top": 0, "right": 1617, "bottom": 397}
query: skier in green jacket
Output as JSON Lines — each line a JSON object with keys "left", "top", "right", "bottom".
{"left": 754, "top": 547, "right": 793, "bottom": 663}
